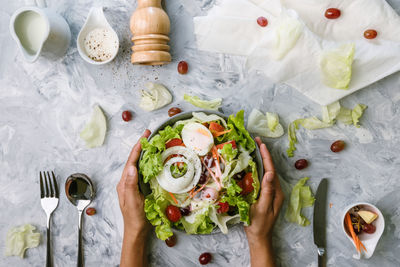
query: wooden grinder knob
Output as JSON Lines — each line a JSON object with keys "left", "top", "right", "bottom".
{"left": 130, "top": 0, "right": 171, "bottom": 65}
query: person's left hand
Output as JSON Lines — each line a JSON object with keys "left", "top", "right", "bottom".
{"left": 117, "top": 129, "right": 151, "bottom": 239}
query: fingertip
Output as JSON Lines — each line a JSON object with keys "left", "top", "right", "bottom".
{"left": 143, "top": 129, "right": 151, "bottom": 138}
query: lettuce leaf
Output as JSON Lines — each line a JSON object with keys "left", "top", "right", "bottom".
{"left": 220, "top": 143, "right": 238, "bottom": 162}
{"left": 139, "top": 125, "right": 182, "bottom": 183}
{"left": 139, "top": 83, "right": 172, "bottom": 111}
{"left": 285, "top": 177, "right": 315, "bottom": 226}
{"left": 221, "top": 179, "right": 251, "bottom": 225}
{"left": 286, "top": 102, "right": 367, "bottom": 157}
{"left": 5, "top": 224, "right": 40, "bottom": 258}
{"left": 80, "top": 105, "right": 107, "bottom": 148}
{"left": 247, "top": 109, "right": 284, "bottom": 138}
{"left": 181, "top": 207, "right": 215, "bottom": 234}
{"left": 223, "top": 110, "right": 256, "bottom": 153}
{"left": 352, "top": 104, "right": 367, "bottom": 127}
{"left": 208, "top": 205, "right": 240, "bottom": 234}
{"left": 320, "top": 43, "right": 355, "bottom": 89}
{"left": 183, "top": 94, "right": 222, "bottom": 110}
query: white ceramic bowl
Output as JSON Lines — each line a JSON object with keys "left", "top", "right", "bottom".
{"left": 341, "top": 202, "right": 385, "bottom": 259}
{"left": 77, "top": 7, "right": 119, "bottom": 65}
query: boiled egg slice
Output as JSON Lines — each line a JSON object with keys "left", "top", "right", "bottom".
{"left": 181, "top": 122, "right": 214, "bottom": 156}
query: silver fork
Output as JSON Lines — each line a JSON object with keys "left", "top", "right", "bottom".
{"left": 40, "top": 171, "right": 59, "bottom": 267}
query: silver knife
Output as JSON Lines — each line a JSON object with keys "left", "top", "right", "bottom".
{"left": 313, "top": 178, "right": 328, "bottom": 267}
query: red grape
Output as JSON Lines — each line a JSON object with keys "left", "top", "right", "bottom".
{"left": 295, "top": 159, "right": 308, "bottom": 170}
{"left": 257, "top": 16, "right": 268, "bottom": 27}
{"left": 122, "top": 110, "right": 132, "bottom": 122}
{"left": 166, "top": 205, "right": 182, "bottom": 222}
{"left": 363, "top": 223, "right": 376, "bottom": 234}
{"left": 325, "top": 8, "right": 341, "bottom": 19}
{"left": 331, "top": 140, "right": 346, "bottom": 152}
{"left": 86, "top": 207, "right": 96, "bottom": 216}
{"left": 168, "top": 107, "right": 182, "bottom": 117}
{"left": 165, "top": 234, "right": 177, "bottom": 247}
{"left": 179, "top": 206, "right": 191, "bottom": 216}
{"left": 240, "top": 173, "right": 254, "bottom": 195}
{"left": 177, "top": 61, "right": 188, "bottom": 74}
{"left": 198, "top": 173, "right": 208, "bottom": 185}
{"left": 199, "top": 252, "right": 212, "bottom": 265}
{"left": 217, "top": 202, "right": 229, "bottom": 214}
{"left": 364, "top": 29, "right": 377, "bottom": 39}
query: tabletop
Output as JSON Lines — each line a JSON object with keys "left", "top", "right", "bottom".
{"left": 1, "top": 0, "right": 400, "bottom": 266}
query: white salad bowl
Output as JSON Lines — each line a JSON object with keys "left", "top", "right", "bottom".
{"left": 137, "top": 110, "right": 264, "bottom": 234}
{"left": 341, "top": 202, "right": 385, "bottom": 259}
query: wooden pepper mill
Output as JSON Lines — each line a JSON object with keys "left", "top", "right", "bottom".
{"left": 130, "top": 0, "right": 171, "bottom": 65}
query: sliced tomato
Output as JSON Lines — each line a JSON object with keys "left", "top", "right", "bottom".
{"left": 216, "top": 140, "right": 237, "bottom": 150}
{"left": 165, "top": 138, "right": 183, "bottom": 149}
{"left": 209, "top": 122, "right": 225, "bottom": 132}
{"left": 202, "top": 122, "right": 210, "bottom": 128}
{"left": 217, "top": 202, "right": 229, "bottom": 213}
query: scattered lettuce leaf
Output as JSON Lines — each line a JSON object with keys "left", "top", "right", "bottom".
{"left": 220, "top": 143, "right": 238, "bottom": 162}
{"left": 286, "top": 102, "right": 367, "bottom": 157}
{"left": 274, "top": 15, "right": 303, "bottom": 60}
{"left": 80, "top": 105, "right": 107, "bottom": 148}
{"left": 320, "top": 43, "right": 355, "bottom": 89}
{"left": 287, "top": 120, "right": 300, "bottom": 157}
{"left": 5, "top": 224, "right": 40, "bottom": 258}
{"left": 266, "top": 112, "right": 279, "bottom": 132}
{"left": 322, "top": 101, "right": 341, "bottom": 123}
{"left": 183, "top": 94, "right": 222, "bottom": 110}
{"left": 139, "top": 83, "right": 172, "bottom": 111}
{"left": 247, "top": 109, "right": 284, "bottom": 138}
{"left": 352, "top": 104, "right": 367, "bottom": 127}
{"left": 285, "top": 177, "right": 315, "bottom": 226}
{"left": 336, "top": 107, "right": 353, "bottom": 125}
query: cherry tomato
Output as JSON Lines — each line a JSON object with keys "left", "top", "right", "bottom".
{"left": 168, "top": 107, "right": 182, "bottom": 117}
{"left": 364, "top": 29, "right": 378, "bottom": 39}
{"left": 122, "top": 110, "right": 132, "bottom": 122}
{"left": 216, "top": 140, "right": 237, "bottom": 150}
{"left": 166, "top": 138, "right": 183, "bottom": 149}
{"left": 239, "top": 173, "right": 254, "bottom": 195}
{"left": 165, "top": 234, "right": 177, "bottom": 247}
{"left": 208, "top": 122, "right": 225, "bottom": 133}
{"left": 257, "top": 16, "right": 268, "bottom": 27}
{"left": 166, "top": 205, "right": 182, "bottom": 222}
{"left": 177, "top": 61, "right": 188, "bottom": 74}
{"left": 86, "top": 207, "right": 96, "bottom": 216}
{"left": 217, "top": 202, "right": 229, "bottom": 214}
{"left": 325, "top": 8, "right": 341, "bottom": 19}
{"left": 331, "top": 140, "right": 346, "bottom": 152}
{"left": 199, "top": 252, "right": 212, "bottom": 265}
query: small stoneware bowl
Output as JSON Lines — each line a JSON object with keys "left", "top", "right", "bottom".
{"left": 341, "top": 202, "right": 385, "bottom": 259}
{"left": 137, "top": 110, "right": 264, "bottom": 233}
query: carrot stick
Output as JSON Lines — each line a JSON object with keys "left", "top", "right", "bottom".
{"left": 345, "top": 213, "right": 363, "bottom": 253}
{"left": 190, "top": 177, "right": 210, "bottom": 198}
{"left": 168, "top": 192, "right": 178, "bottom": 205}
{"left": 360, "top": 239, "right": 367, "bottom": 252}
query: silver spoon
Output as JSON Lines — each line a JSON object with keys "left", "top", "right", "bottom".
{"left": 65, "top": 173, "right": 95, "bottom": 267}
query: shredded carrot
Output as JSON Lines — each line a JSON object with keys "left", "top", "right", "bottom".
{"left": 345, "top": 213, "right": 366, "bottom": 253}
{"left": 211, "top": 129, "right": 232, "bottom": 137}
{"left": 168, "top": 192, "right": 178, "bottom": 205}
{"left": 201, "top": 158, "right": 222, "bottom": 190}
{"left": 190, "top": 176, "right": 210, "bottom": 198}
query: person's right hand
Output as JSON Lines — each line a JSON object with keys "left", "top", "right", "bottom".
{"left": 244, "top": 137, "right": 285, "bottom": 243}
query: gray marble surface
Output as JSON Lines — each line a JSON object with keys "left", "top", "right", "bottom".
{"left": 1, "top": 0, "right": 400, "bottom": 266}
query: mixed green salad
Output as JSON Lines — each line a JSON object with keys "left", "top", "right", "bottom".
{"left": 139, "top": 111, "right": 260, "bottom": 240}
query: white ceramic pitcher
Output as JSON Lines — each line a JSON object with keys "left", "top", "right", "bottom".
{"left": 9, "top": 0, "right": 71, "bottom": 62}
